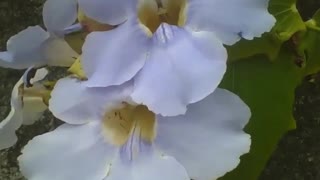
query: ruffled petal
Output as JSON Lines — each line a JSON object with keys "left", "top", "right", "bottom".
{"left": 4, "top": 26, "right": 50, "bottom": 69}
{"left": 184, "top": 0, "right": 276, "bottom": 45}
{"left": 105, "top": 147, "right": 189, "bottom": 180}
{"left": 78, "top": 0, "right": 130, "bottom": 25}
{"left": 131, "top": 24, "right": 227, "bottom": 116}
{"left": 155, "top": 88, "right": 251, "bottom": 180}
{"left": 19, "top": 122, "right": 117, "bottom": 180}
{"left": 42, "top": 38, "right": 78, "bottom": 67}
{"left": 43, "top": 0, "right": 78, "bottom": 33}
{"left": 82, "top": 19, "right": 151, "bottom": 87}
{"left": 49, "top": 77, "right": 133, "bottom": 124}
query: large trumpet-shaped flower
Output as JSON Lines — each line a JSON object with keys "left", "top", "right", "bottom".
{"left": 79, "top": 0, "right": 275, "bottom": 116}
{"left": 19, "top": 77, "right": 251, "bottom": 180}
{"left": 0, "top": 0, "right": 79, "bottom": 69}
{"left": 0, "top": 68, "right": 48, "bottom": 150}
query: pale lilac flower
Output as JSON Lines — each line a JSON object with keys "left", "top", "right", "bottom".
{"left": 0, "top": 0, "right": 79, "bottom": 69}
{"left": 19, "top": 77, "right": 251, "bottom": 180}
{"left": 79, "top": 0, "right": 276, "bottom": 116}
{"left": 0, "top": 68, "right": 48, "bottom": 150}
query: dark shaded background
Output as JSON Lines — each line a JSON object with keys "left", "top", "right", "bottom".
{"left": 0, "top": 0, "right": 319, "bottom": 179}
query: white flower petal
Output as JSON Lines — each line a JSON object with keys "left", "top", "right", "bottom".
{"left": 185, "top": 0, "right": 276, "bottom": 45}
{"left": 131, "top": 24, "right": 227, "bottom": 116}
{"left": 78, "top": 0, "right": 130, "bottom": 25}
{"left": 43, "top": 0, "right": 78, "bottom": 34}
{"left": 4, "top": 26, "right": 50, "bottom": 69}
{"left": 82, "top": 19, "right": 150, "bottom": 87}
{"left": 105, "top": 149, "right": 189, "bottom": 180}
{"left": 155, "top": 88, "right": 251, "bottom": 180}
{"left": 19, "top": 122, "right": 116, "bottom": 180}
{"left": 49, "top": 77, "right": 133, "bottom": 124}
{"left": 43, "top": 38, "right": 78, "bottom": 67}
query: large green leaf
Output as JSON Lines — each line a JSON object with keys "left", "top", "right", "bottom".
{"left": 227, "top": 0, "right": 305, "bottom": 62}
{"left": 219, "top": 48, "right": 303, "bottom": 180}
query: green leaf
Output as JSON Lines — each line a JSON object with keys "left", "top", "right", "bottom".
{"left": 269, "top": 0, "right": 306, "bottom": 41}
{"left": 300, "top": 9, "right": 320, "bottom": 75}
{"left": 227, "top": 0, "right": 305, "bottom": 62}
{"left": 227, "top": 33, "right": 282, "bottom": 61}
{"left": 219, "top": 48, "right": 303, "bottom": 180}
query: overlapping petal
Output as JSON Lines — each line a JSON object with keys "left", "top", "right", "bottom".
{"left": 184, "top": 0, "right": 276, "bottom": 45}
{"left": 19, "top": 122, "right": 116, "bottom": 180}
{"left": 0, "top": 68, "right": 48, "bottom": 150}
{"left": 156, "top": 88, "right": 251, "bottom": 180}
{"left": 82, "top": 19, "right": 151, "bottom": 87}
{"left": 49, "top": 77, "right": 133, "bottom": 124}
{"left": 78, "top": 0, "right": 130, "bottom": 25}
{"left": 43, "top": 0, "right": 78, "bottom": 34}
{"left": 131, "top": 24, "right": 227, "bottom": 116}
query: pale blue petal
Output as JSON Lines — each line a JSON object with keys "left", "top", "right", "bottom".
{"left": 155, "top": 88, "right": 251, "bottom": 180}
{"left": 49, "top": 78, "right": 133, "bottom": 124}
{"left": 82, "top": 19, "right": 150, "bottom": 87}
{"left": 185, "top": 0, "right": 276, "bottom": 45}
{"left": 131, "top": 24, "right": 227, "bottom": 116}
{"left": 7, "top": 26, "right": 49, "bottom": 55}
{"left": 43, "top": 0, "right": 78, "bottom": 34}
{"left": 78, "top": 0, "right": 131, "bottom": 25}
{"left": 19, "top": 122, "right": 116, "bottom": 180}
{"left": 4, "top": 26, "right": 50, "bottom": 69}
{"left": 105, "top": 147, "right": 189, "bottom": 180}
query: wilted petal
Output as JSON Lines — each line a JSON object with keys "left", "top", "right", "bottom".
{"left": 0, "top": 80, "right": 23, "bottom": 150}
{"left": 0, "top": 68, "right": 48, "bottom": 150}
{"left": 43, "top": 0, "right": 78, "bottom": 33}
{"left": 82, "top": 19, "right": 150, "bottom": 87}
{"left": 156, "top": 88, "right": 251, "bottom": 180}
{"left": 131, "top": 24, "right": 227, "bottom": 116}
{"left": 42, "top": 38, "right": 78, "bottom": 67}
{"left": 105, "top": 148, "right": 189, "bottom": 180}
{"left": 3, "top": 26, "right": 50, "bottom": 69}
{"left": 19, "top": 122, "right": 116, "bottom": 180}
{"left": 78, "top": 0, "right": 130, "bottom": 25}
{"left": 49, "top": 78, "right": 133, "bottom": 124}
{"left": 185, "top": 0, "right": 276, "bottom": 45}
{"left": 22, "top": 96, "right": 47, "bottom": 125}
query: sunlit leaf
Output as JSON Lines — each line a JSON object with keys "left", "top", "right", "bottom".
{"left": 299, "top": 9, "right": 320, "bottom": 75}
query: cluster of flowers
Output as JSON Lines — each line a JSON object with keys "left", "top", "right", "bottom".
{"left": 0, "top": 0, "right": 275, "bottom": 179}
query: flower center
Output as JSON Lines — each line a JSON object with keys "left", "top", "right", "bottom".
{"left": 138, "top": 0, "right": 187, "bottom": 33}
{"left": 102, "top": 104, "right": 156, "bottom": 147}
